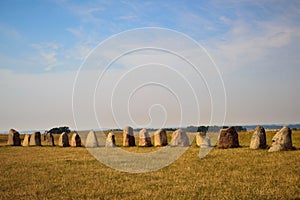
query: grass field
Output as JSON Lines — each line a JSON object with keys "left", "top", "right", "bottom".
{"left": 0, "top": 130, "right": 299, "bottom": 199}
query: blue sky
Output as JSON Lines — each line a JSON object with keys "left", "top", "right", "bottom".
{"left": 0, "top": 0, "right": 299, "bottom": 130}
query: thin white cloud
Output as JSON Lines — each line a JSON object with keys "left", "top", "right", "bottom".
{"left": 31, "top": 42, "right": 63, "bottom": 71}
{"left": 64, "top": 41, "right": 94, "bottom": 61}
{"left": 66, "top": 26, "right": 84, "bottom": 38}
{"left": 118, "top": 15, "right": 138, "bottom": 20}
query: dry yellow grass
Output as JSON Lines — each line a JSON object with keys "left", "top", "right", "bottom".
{"left": 0, "top": 130, "right": 299, "bottom": 199}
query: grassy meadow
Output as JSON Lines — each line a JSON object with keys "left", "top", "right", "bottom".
{"left": 0, "top": 130, "right": 299, "bottom": 199}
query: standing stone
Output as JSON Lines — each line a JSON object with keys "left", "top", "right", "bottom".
{"left": 217, "top": 127, "right": 239, "bottom": 148}
{"left": 44, "top": 132, "right": 55, "bottom": 146}
{"left": 70, "top": 133, "right": 81, "bottom": 147}
{"left": 58, "top": 132, "right": 70, "bottom": 147}
{"left": 196, "top": 132, "right": 211, "bottom": 148}
{"left": 154, "top": 129, "right": 168, "bottom": 146}
{"left": 7, "top": 129, "right": 21, "bottom": 146}
{"left": 22, "top": 134, "right": 31, "bottom": 147}
{"left": 138, "top": 128, "right": 152, "bottom": 147}
{"left": 85, "top": 130, "right": 98, "bottom": 148}
{"left": 106, "top": 132, "right": 116, "bottom": 147}
{"left": 170, "top": 129, "right": 189, "bottom": 146}
{"left": 268, "top": 126, "right": 293, "bottom": 152}
{"left": 123, "top": 126, "right": 135, "bottom": 147}
{"left": 250, "top": 126, "right": 267, "bottom": 149}
{"left": 29, "top": 131, "right": 42, "bottom": 146}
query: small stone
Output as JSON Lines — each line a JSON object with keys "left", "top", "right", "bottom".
{"left": 138, "top": 128, "right": 152, "bottom": 147}
{"left": 250, "top": 126, "right": 267, "bottom": 149}
{"left": 154, "top": 129, "right": 168, "bottom": 146}
{"left": 170, "top": 129, "right": 189, "bottom": 146}
{"left": 268, "top": 126, "right": 293, "bottom": 152}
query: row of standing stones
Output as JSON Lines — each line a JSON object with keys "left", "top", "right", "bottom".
{"left": 6, "top": 130, "right": 81, "bottom": 147}
{"left": 6, "top": 126, "right": 295, "bottom": 152}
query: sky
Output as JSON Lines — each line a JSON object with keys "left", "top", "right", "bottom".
{"left": 0, "top": 0, "right": 299, "bottom": 131}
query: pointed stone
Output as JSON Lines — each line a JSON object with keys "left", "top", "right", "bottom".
{"left": 85, "top": 130, "right": 98, "bottom": 148}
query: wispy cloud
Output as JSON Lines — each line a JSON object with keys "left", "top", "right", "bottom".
{"left": 31, "top": 42, "right": 64, "bottom": 71}
{"left": 118, "top": 15, "right": 138, "bottom": 20}
{"left": 55, "top": 0, "right": 106, "bottom": 24}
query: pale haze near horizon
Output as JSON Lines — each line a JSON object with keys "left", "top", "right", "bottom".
{"left": 0, "top": 1, "right": 299, "bottom": 131}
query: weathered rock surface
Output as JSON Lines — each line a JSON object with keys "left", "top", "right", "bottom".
{"left": 250, "top": 126, "right": 267, "bottom": 149}
{"left": 106, "top": 132, "right": 116, "bottom": 147}
{"left": 196, "top": 132, "right": 211, "bottom": 148}
{"left": 85, "top": 130, "right": 98, "bottom": 148}
{"left": 7, "top": 129, "right": 21, "bottom": 146}
{"left": 70, "top": 133, "right": 81, "bottom": 147}
{"left": 22, "top": 134, "right": 31, "bottom": 146}
{"left": 268, "top": 126, "right": 293, "bottom": 152}
{"left": 123, "top": 126, "right": 135, "bottom": 147}
{"left": 58, "top": 132, "right": 70, "bottom": 147}
{"left": 154, "top": 129, "right": 168, "bottom": 146}
{"left": 170, "top": 129, "right": 189, "bottom": 147}
{"left": 44, "top": 132, "right": 55, "bottom": 146}
{"left": 217, "top": 127, "right": 239, "bottom": 148}
{"left": 29, "top": 132, "right": 42, "bottom": 146}
{"left": 138, "top": 128, "right": 152, "bottom": 147}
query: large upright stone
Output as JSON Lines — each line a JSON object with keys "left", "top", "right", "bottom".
{"left": 22, "top": 134, "right": 31, "bottom": 147}
{"left": 85, "top": 130, "right": 98, "bottom": 148}
{"left": 44, "top": 132, "right": 55, "bottom": 146}
{"left": 170, "top": 129, "right": 189, "bottom": 147}
{"left": 58, "top": 132, "right": 69, "bottom": 147}
{"left": 123, "top": 126, "right": 135, "bottom": 147}
{"left": 106, "top": 132, "right": 116, "bottom": 147}
{"left": 217, "top": 127, "right": 239, "bottom": 148}
{"left": 154, "top": 129, "right": 168, "bottom": 146}
{"left": 70, "top": 133, "right": 81, "bottom": 147}
{"left": 250, "top": 126, "right": 267, "bottom": 149}
{"left": 29, "top": 132, "right": 42, "bottom": 146}
{"left": 138, "top": 128, "right": 152, "bottom": 147}
{"left": 7, "top": 129, "right": 21, "bottom": 146}
{"left": 268, "top": 126, "right": 293, "bottom": 152}
{"left": 196, "top": 132, "right": 211, "bottom": 148}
